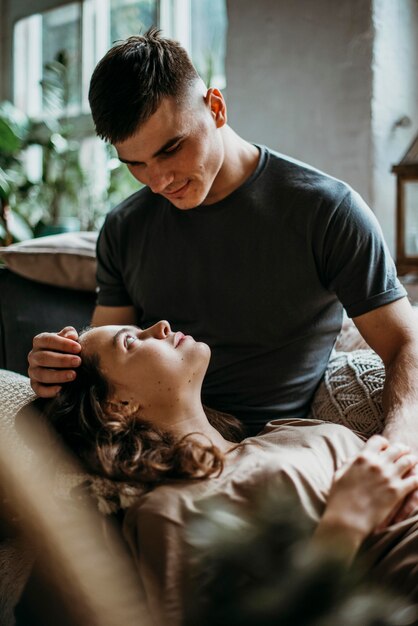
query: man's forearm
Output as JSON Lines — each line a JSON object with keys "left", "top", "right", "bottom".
{"left": 352, "top": 300, "right": 418, "bottom": 522}
{"left": 382, "top": 340, "right": 418, "bottom": 439}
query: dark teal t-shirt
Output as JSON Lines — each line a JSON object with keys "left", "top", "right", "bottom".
{"left": 96, "top": 147, "right": 406, "bottom": 434}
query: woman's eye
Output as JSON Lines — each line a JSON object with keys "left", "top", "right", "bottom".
{"left": 125, "top": 335, "right": 137, "bottom": 348}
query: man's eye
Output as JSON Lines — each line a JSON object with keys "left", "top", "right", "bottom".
{"left": 164, "top": 143, "right": 181, "bottom": 156}
{"left": 125, "top": 335, "right": 137, "bottom": 348}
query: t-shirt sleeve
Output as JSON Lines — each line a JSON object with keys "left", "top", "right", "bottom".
{"left": 122, "top": 503, "right": 186, "bottom": 626}
{"left": 317, "top": 188, "right": 406, "bottom": 318}
{"left": 96, "top": 213, "right": 133, "bottom": 307}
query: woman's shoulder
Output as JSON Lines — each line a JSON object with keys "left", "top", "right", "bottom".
{"left": 123, "top": 419, "right": 365, "bottom": 531}
{"left": 123, "top": 445, "right": 270, "bottom": 531}
{"left": 124, "top": 478, "right": 213, "bottom": 529}
{"left": 252, "top": 418, "right": 365, "bottom": 451}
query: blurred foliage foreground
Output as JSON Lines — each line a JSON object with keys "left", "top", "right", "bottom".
{"left": 184, "top": 488, "right": 418, "bottom": 626}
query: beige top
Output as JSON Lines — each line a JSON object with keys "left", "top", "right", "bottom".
{"left": 122, "top": 419, "right": 364, "bottom": 626}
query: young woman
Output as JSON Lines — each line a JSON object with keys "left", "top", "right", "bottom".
{"left": 40, "top": 320, "right": 418, "bottom": 626}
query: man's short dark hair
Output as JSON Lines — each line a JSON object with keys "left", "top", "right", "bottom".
{"left": 88, "top": 27, "right": 200, "bottom": 144}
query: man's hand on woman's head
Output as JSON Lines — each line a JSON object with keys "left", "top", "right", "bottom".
{"left": 28, "top": 326, "right": 82, "bottom": 398}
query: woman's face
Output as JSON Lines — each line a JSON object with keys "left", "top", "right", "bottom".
{"left": 80, "top": 320, "right": 211, "bottom": 412}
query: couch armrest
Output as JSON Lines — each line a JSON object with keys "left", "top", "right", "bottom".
{"left": 0, "top": 267, "right": 96, "bottom": 375}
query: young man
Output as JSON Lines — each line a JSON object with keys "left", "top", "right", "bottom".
{"left": 28, "top": 28, "right": 418, "bottom": 519}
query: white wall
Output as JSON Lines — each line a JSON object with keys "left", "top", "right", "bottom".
{"left": 0, "top": 0, "right": 11, "bottom": 101}
{"left": 372, "top": 0, "right": 418, "bottom": 251}
{"left": 226, "top": 0, "right": 418, "bottom": 253}
{"left": 226, "top": 0, "right": 374, "bottom": 201}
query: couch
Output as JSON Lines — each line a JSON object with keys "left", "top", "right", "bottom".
{"left": 0, "top": 234, "right": 101, "bottom": 626}
{"left": 0, "top": 232, "right": 97, "bottom": 374}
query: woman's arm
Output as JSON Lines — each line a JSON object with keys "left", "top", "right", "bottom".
{"left": 312, "top": 435, "right": 418, "bottom": 565}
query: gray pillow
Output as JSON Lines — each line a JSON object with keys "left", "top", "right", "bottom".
{"left": 0, "top": 232, "right": 97, "bottom": 291}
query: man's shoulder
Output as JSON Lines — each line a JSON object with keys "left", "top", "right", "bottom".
{"left": 260, "top": 145, "right": 353, "bottom": 203}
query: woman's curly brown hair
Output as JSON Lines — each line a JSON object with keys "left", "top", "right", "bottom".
{"left": 35, "top": 348, "right": 243, "bottom": 489}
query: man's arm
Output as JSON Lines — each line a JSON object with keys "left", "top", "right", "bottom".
{"left": 28, "top": 305, "right": 136, "bottom": 397}
{"left": 353, "top": 296, "right": 418, "bottom": 520}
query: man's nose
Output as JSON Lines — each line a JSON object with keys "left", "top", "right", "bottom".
{"left": 147, "top": 167, "right": 174, "bottom": 194}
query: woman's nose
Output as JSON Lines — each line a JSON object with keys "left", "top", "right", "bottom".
{"left": 149, "top": 320, "right": 171, "bottom": 339}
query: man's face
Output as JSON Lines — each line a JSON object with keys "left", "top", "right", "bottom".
{"left": 114, "top": 88, "right": 226, "bottom": 209}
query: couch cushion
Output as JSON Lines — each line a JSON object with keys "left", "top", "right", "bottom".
{"left": 0, "top": 232, "right": 97, "bottom": 291}
{"left": 0, "top": 268, "right": 96, "bottom": 374}
{"left": 0, "top": 369, "right": 36, "bottom": 453}
{"left": 334, "top": 315, "right": 370, "bottom": 352}
{"left": 0, "top": 370, "right": 144, "bottom": 514}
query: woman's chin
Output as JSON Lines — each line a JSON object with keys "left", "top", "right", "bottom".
{"left": 197, "top": 341, "right": 211, "bottom": 361}
{"left": 190, "top": 342, "right": 211, "bottom": 379}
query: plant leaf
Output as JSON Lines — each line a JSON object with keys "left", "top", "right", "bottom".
{"left": 0, "top": 167, "right": 11, "bottom": 200}
{"left": 7, "top": 208, "right": 34, "bottom": 241}
{"left": 0, "top": 100, "right": 29, "bottom": 140}
{"left": 0, "top": 117, "right": 22, "bottom": 154}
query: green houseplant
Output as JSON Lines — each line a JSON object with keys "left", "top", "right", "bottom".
{"left": 0, "top": 51, "right": 88, "bottom": 245}
{"left": 0, "top": 48, "right": 143, "bottom": 247}
{"left": 0, "top": 101, "right": 36, "bottom": 244}
{"left": 35, "top": 50, "right": 87, "bottom": 236}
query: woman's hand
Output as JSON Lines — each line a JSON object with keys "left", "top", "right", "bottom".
{"left": 313, "top": 435, "right": 418, "bottom": 563}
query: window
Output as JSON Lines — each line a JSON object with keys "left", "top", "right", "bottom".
{"left": 14, "top": 0, "right": 227, "bottom": 117}
{"left": 11, "top": 0, "right": 228, "bottom": 231}
{"left": 110, "top": 0, "right": 157, "bottom": 43}
{"left": 190, "top": 0, "right": 227, "bottom": 88}
{"left": 14, "top": 3, "right": 83, "bottom": 118}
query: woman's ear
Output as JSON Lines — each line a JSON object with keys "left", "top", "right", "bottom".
{"left": 204, "top": 88, "right": 227, "bottom": 128}
{"left": 105, "top": 399, "right": 141, "bottom": 417}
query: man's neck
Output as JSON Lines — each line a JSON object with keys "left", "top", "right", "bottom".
{"left": 203, "top": 126, "right": 260, "bottom": 205}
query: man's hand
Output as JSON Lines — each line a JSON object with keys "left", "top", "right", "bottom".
{"left": 325, "top": 436, "right": 418, "bottom": 537}
{"left": 382, "top": 424, "right": 418, "bottom": 524}
{"left": 314, "top": 435, "right": 418, "bottom": 564}
{"left": 28, "top": 326, "right": 82, "bottom": 398}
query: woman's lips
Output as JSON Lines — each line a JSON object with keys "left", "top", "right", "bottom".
{"left": 174, "top": 332, "right": 192, "bottom": 347}
{"left": 165, "top": 180, "right": 190, "bottom": 199}
{"left": 174, "top": 332, "right": 185, "bottom": 347}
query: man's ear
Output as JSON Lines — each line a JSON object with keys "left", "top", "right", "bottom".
{"left": 204, "top": 88, "right": 227, "bottom": 128}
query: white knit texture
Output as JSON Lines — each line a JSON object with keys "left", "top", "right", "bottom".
{"left": 310, "top": 350, "right": 385, "bottom": 437}
{"left": 0, "top": 369, "right": 144, "bottom": 514}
